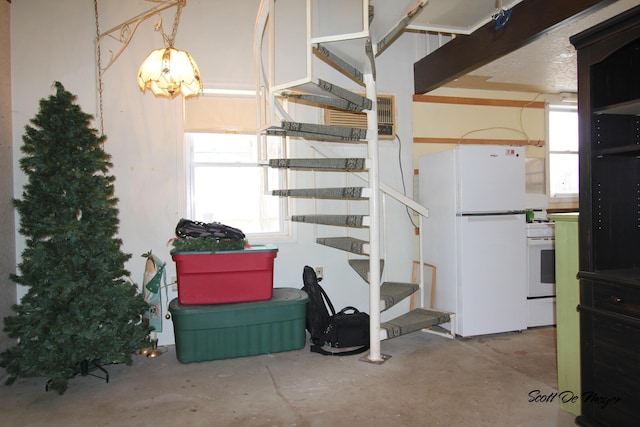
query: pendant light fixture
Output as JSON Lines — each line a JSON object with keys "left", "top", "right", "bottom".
{"left": 137, "top": 0, "right": 202, "bottom": 99}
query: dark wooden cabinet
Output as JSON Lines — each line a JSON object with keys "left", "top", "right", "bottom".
{"left": 576, "top": 274, "right": 640, "bottom": 426}
{"left": 570, "top": 5, "right": 640, "bottom": 427}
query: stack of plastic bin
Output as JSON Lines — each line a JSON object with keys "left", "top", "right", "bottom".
{"left": 168, "top": 245, "right": 309, "bottom": 363}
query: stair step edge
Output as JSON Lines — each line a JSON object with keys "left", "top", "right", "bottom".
{"left": 273, "top": 187, "right": 368, "bottom": 200}
{"left": 316, "top": 237, "right": 370, "bottom": 255}
{"left": 380, "top": 308, "right": 452, "bottom": 340}
{"left": 292, "top": 215, "right": 370, "bottom": 228}
{"left": 266, "top": 127, "right": 368, "bottom": 142}
{"left": 348, "top": 259, "right": 384, "bottom": 283}
{"left": 380, "top": 281, "right": 420, "bottom": 312}
{"left": 282, "top": 93, "right": 365, "bottom": 113}
{"left": 281, "top": 121, "right": 368, "bottom": 140}
{"left": 268, "top": 158, "right": 369, "bottom": 171}
{"left": 271, "top": 78, "right": 370, "bottom": 110}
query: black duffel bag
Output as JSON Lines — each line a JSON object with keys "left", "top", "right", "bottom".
{"left": 175, "top": 218, "right": 245, "bottom": 240}
{"left": 322, "top": 306, "right": 370, "bottom": 350}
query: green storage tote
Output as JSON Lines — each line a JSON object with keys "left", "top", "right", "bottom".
{"left": 169, "top": 287, "right": 308, "bottom": 363}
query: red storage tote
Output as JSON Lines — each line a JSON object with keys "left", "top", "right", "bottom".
{"left": 171, "top": 244, "right": 278, "bottom": 305}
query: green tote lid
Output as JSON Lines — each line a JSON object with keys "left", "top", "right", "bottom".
{"left": 168, "top": 288, "right": 308, "bottom": 329}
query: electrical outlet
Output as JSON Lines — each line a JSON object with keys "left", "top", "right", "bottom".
{"left": 314, "top": 267, "right": 323, "bottom": 281}
{"left": 171, "top": 277, "right": 177, "bottom": 292}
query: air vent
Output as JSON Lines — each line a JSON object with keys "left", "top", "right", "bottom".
{"left": 325, "top": 95, "right": 395, "bottom": 139}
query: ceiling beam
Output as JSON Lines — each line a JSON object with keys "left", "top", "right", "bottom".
{"left": 413, "top": 0, "right": 618, "bottom": 94}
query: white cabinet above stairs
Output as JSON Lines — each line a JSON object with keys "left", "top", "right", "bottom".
{"left": 255, "top": 0, "right": 455, "bottom": 362}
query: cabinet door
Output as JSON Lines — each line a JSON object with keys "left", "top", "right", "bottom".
{"left": 579, "top": 305, "right": 640, "bottom": 425}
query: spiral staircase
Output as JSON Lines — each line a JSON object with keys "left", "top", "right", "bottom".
{"left": 255, "top": 0, "right": 455, "bottom": 363}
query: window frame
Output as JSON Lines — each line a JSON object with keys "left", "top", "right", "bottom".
{"left": 545, "top": 102, "right": 579, "bottom": 204}
{"left": 183, "top": 90, "right": 292, "bottom": 242}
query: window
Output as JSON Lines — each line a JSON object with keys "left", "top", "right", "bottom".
{"left": 547, "top": 104, "right": 579, "bottom": 199}
{"left": 184, "top": 91, "right": 287, "bottom": 238}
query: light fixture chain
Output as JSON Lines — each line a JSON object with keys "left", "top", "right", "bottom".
{"left": 167, "top": 2, "right": 184, "bottom": 48}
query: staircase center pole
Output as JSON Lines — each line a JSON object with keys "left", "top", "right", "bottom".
{"left": 364, "top": 73, "right": 383, "bottom": 362}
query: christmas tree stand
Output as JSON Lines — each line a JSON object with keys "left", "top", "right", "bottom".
{"left": 45, "top": 360, "right": 109, "bottom": 392}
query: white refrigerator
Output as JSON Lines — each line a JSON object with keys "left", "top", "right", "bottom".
{"left": 418, "top": 145, "right": 527, "bottom": 337}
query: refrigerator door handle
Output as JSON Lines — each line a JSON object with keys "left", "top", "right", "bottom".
{"left": 458, "top": 211, "right": 526, "bottom": 217}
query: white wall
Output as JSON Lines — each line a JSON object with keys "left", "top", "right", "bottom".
{"left": 412, "top": 87, "right": 547, "bottom": 166}
{"left": 412, "top": 87, "right": 578, "bottom": 211}
{"left": 11, "top": 0, "right": 422, "bottom": 345}
{"left": 1, "top": 1, "right": 17, "bottom": 360}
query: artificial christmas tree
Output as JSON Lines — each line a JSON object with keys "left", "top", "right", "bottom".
{"left": 0, "top": 82, "right": 150, "bottom": 394}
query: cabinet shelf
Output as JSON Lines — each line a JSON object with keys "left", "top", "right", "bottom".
{"left": 591, "top": 112, "right": 640, "bottom": 156}
{"left": 594, "top": 98, "right": 640, "bottom": 115}
{"left": 593, "top": 144, "right": 640, "bottom": 157}
{"left": 578, "top": 269, "right": 640, "bottom": 287}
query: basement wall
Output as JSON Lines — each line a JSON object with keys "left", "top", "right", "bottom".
{"left": 0, "top": 0, "right": 17, "bottom": 366}
{"left": 412, "top": 86, "right": 578, "bottom": 211}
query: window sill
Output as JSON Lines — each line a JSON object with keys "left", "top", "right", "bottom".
{"left": 548, "top": 195, "right": 578, "bottom": 211}
{"left": 245, "top": 233, "right": 296, "bottom": 245}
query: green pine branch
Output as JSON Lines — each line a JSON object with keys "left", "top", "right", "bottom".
{"left": 170, "top": 237, "right": 248, "bottom": 253}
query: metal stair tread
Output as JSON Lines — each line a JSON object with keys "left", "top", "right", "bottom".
{"left": 380, "top": 281, "right": 420, "bottom": 312}
{"left": 292, "top": 214, "right": 369, "bottom": 228}
{"left": 283, "top": 92, "right": 366, "bottom": 112}
{"left": 272, "top": 77, "right": 371, "bottom": 110}
{"left": 347, "top": 260, "right": 417, "bottom": 311}
{"left": 272, "top": 187, "right": 368, "bottom": 200}
{"left": 313, "top": 36, "right": 373, "bottom": 76}
{"left": 316, "top": 236, "right": 369, "bottom": 255}
{"left": 268, "top": 158, "right": 367, "bottom": 171}
{"left": 281, "top": 121, "right": 368, "bottom": 140}
{"left": 381, "top": 308, "right": 452, "bottom": 340}
{"left": 266, "top": 126, "right": 367, "bottom": 142}
{"left": 348, "top": 259, "right": 384, "bottom": 282}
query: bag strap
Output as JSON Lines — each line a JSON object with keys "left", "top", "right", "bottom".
{"left": 317, "top": 281, "right": 336, "bottom": 316}
{"left": 336, "top": 306, "right": 360, "bottom": 315}
{"left": 310, "top": 343, "right": 370, "bottom": 356}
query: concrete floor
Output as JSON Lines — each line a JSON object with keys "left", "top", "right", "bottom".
{"left": 0, "top": 327, "right": 577, "bottom": 427}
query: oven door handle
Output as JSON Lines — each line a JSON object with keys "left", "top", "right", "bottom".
{"left": 527, "top": 238, "right": 554, "bottom": 246}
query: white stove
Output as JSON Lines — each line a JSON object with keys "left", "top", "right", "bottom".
{"left": 526, "top": 220, "right": 555, "bottom": 238}
{"left": 526, "top": 219, "right": 556, "bottom": 327}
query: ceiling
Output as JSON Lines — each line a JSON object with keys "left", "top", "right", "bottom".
{"left": 407, "top": 0, "right": 640, "bottom": 94}
{"left": 408, "top": 0, "right": 524, "bottom": 35}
